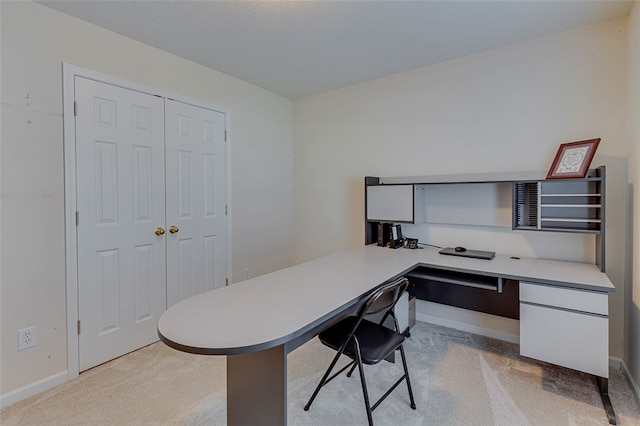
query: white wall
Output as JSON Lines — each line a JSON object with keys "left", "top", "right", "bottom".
{"left": 626, "top": 0, "right": 640, "bottom": 399}
{"left": 0, "top": 1, "right": 293, "bottom": 403}
{"left": 293, "top": 18, "right": 628, "bottom": 355}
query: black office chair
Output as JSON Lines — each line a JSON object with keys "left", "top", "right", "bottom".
{"left": 304, "top": 277, "right": 416, "bottom": 425}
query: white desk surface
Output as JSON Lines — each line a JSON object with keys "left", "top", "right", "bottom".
{"left": 157, "top": 245, "right": 614, "bottom": 356}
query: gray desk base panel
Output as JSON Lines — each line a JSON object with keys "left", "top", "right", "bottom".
{"left": 227, "top": 345, "right": 286, "bottom": 425}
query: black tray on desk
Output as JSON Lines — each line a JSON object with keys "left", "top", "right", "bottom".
{"left": 439, "top": 247, "right": 495, "bottom": 260}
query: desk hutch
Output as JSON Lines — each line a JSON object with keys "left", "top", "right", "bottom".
{"left": 364, "top": 166, "right": 615, "bottom": 424}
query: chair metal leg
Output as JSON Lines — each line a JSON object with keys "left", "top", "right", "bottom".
{"left": 355, "top": 349, "right": 374, "bottom": 426}
{"left": 399, "top": 345, "right": 416, "bottom": 410}
{"left": 304, "top": 349, "right": 344, "bottom": 411}
{"left": 346, "top": 360, "right": 358, "bottom": 377}
{"left": 305, "top": 340, "right": 360, "bottom": 411}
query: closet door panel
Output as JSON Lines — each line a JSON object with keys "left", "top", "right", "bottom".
{"left": 165, "top": 100, "right": 227, "bottom": 306}
{"left": 75, "top": 77, "right": 166, "bottom": 371}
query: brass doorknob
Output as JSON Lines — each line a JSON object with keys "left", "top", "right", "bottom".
{"left": 169, "top": 225, "right": 179, "bottom": 234}
{"left": 155, "top": 227, "right": 165, "bottom": 236}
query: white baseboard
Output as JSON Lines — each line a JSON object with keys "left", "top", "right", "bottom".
{"left": 619, "top": 358, "right": 640, "bottom": 407}
{"left": 416, "top": 313, "right": 520, "bottom": 344}
{"left": 0, "top": 371, "right": 68, "bottom": 409}
{"left": 609, "top": 356, "right": 622, "bottom": 369}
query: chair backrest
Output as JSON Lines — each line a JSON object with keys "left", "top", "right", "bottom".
{"left": 357, "top": 277, "right": 409, "bottom": 319}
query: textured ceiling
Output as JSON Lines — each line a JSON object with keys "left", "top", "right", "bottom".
{"left": 39, "top": 1, "right": 633, "bottom": 99}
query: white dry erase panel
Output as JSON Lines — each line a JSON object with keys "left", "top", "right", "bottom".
{"left": 366, "top": 185, "right": 424, "bottom": 223}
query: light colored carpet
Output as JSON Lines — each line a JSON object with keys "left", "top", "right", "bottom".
{"left": 2, "top": 322, "right": 639, "bottom": 425}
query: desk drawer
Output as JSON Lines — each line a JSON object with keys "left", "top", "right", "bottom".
{"left": 520, "top": 281, "right": 607, "bottom": 315}
{"left": 520, "top": 303, "right": 608, "bottom": 377}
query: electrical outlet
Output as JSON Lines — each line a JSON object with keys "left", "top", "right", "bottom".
{"left": 243, "top": 267, "right": 250, "bottom": 280}
{"left": 18, "top": 326, "right": 36, "bottom": 351}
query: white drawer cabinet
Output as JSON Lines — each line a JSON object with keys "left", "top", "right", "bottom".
{"left": 520, "top": 281, "right": 608, "bottom": 315}
{"left": 519, "top": 282, "right": 609, "bottom": 378}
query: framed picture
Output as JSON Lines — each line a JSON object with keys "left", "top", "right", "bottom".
{"left": 546, "top": 138, "right": 600, "bottom": 179}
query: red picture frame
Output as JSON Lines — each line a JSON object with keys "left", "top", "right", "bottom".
{"left": 546, "top": 138, "right": 600, "bottom": 179}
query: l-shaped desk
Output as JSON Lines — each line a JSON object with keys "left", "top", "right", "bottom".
{"left": 157, "top": 244, "right": 615, "bottom": 425}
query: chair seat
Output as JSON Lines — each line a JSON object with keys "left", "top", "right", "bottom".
{"left": 319, "top": 316, "right": 405, "bottom": 364}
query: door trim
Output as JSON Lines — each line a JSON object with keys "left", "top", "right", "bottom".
{"left": 62, "top": 63, "right": 233, "bottom": 378}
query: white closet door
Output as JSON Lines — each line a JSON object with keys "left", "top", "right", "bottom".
{"left": 75, "top": 77, "right": 166, "bottom": 371}
{"left": 165, "top": 100, "right": 227, "bottom": 306}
